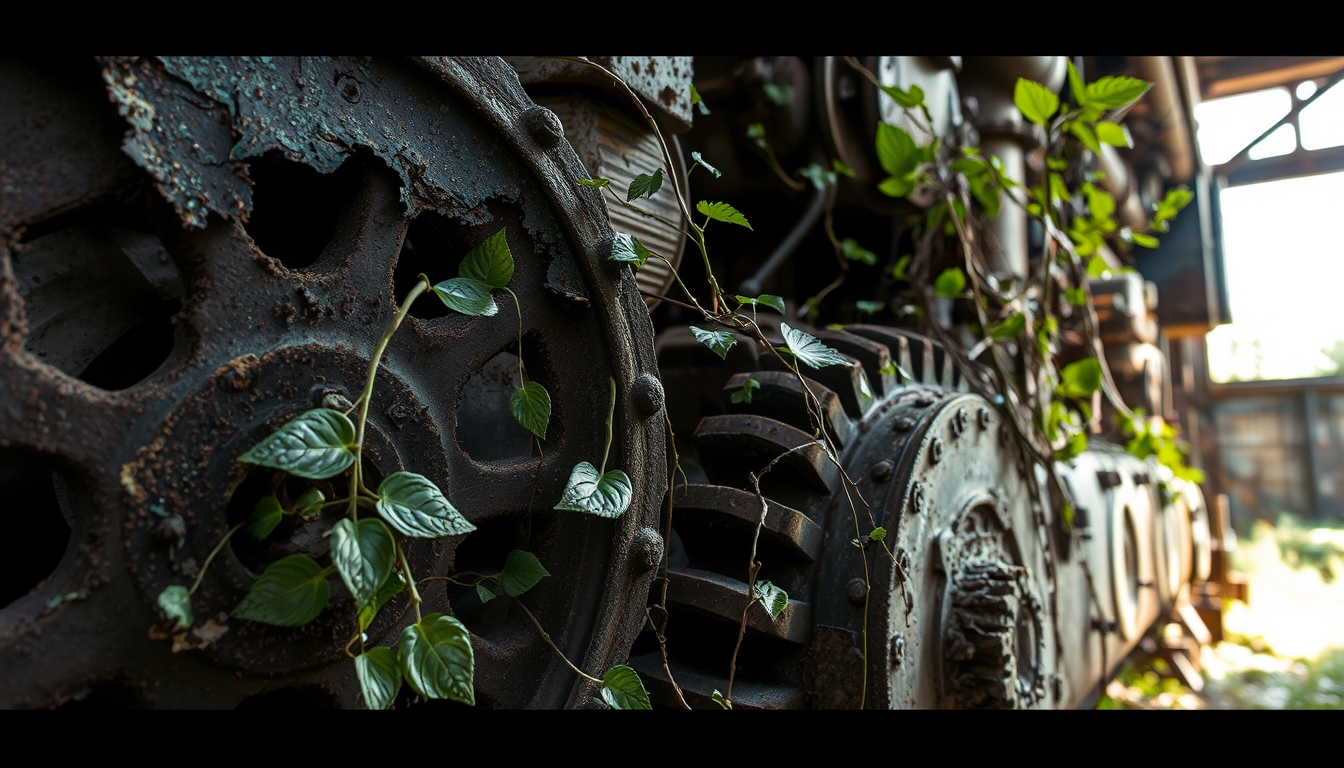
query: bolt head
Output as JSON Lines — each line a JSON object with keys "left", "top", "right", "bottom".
{"left": 893, "top": 415, "right": 917, "bottom": 432}
{"left": 908, "top": 481, "right": 926, "bottom": 515}
{"left": 628, "top": 527, "right": 664, "bottom": 575}
{"left": 523, "top": 105, "right": 565, "bottom": 149}
{"left": 847, "top": 577, "right": 867, "bottom": 604}
{"left": 951, "top": 408, "right": 967, "bottom": 437}
{"left": 154, "top": 515, "right": 186, "bottom": 542}
{"left": 871, "top": 459, "right": 894, "bottom": 483}
{"left": 977, "top": 407, "right": 991, "bottom": 429}
{"left": 929, "top": 437, "right": 943, "bottom": 464}
{"left": 629, "top": 373, "right": 665, "bottom": 421}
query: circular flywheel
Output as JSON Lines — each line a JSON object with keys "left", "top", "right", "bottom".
{"left": 0, "top": 57, "right": 665, "bottom": 708}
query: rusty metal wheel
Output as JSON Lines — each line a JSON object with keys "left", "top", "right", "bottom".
{"left": 0, "top": 56, "right": 665, "bottom": 708}
{"left": 636, "top": 322, "right": 1059, "bottom": 708}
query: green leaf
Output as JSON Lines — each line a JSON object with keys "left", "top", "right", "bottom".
{"left": 697, "top": 200, "right": 752, "bottom": 229}
{"left": 689, "top": 83, "right": 709, "bottom": 115}
{"left": 879, "top": 83, "right": 924, "bottom": 109}
{"left": 1048, "top": 173, "right": 1071, "bottom": 205}
{"left": 869, "top": 527, "right": 887, "bottom": 541}
{"left": 1067, "top": 120, "right": 1101, "bottom": 155}
{"left": 627, "top": 168, "right": 664, "bottom": 201}
{"left": 891, "top": 255, "right": 911, "bottom": 281}
{"left": 459, "top": 229, "right": 514, "bottom": 290}
{"left": 1083, "top": 183, "right": 1116, "bottom": 220}
{"left": 554, "top": 462, "right": 633, "bottom": 519}
{"left": 294, "top": 487, "right": 325, "bottom": 519}
{"left": 1083, "top": 76, "right": 1151, "bottom": 111}
{"left": 376, "top": 471, "right": 475, "bottom": 539}
{"left": 432, "top": 277, "right": 498, "bottom": 317}
{"left": 1086, "top": 255, "right": 1110, "bottom": 278}
{"left": 691, "top": 150, "right": 722, "bottom": 178}
{"left": 358, "top": 571, "right": 406, "bottom": 632}
{"left": 601, "top": 664, "right": 651, "bottom": 710}
{"left": 158, "top": 585, "right": 193, "bottom": 631}
{"left": 762, "top": 83, "right": 793, "bottom": 105}
{"left": 933, "top": 267, "right": 966, "bottom": 298}
{"left": 398, "top": 613, "right": 474, "bottom": 705}
{"left": 712, "top": 689, "right": 732, "bottom": 709}
{"left": 1066, "top": 60, "right": 1086, "bottom": 107}
{"left": 499, "top": 550, "right": 550, "bottom": 597}
{"left": 841, "top": 238, "right": 877, "bottom": 265}
{"left": 832, "top": 159, "right": 855, "bottom": 177}
{"left": 746, "top": 122, "right": 767, "bottom": 149}
{"left": 690, "top": 326, "right": 737, "bottom": 359}
{"left": 238, "top": 409, "right": 356, "bottom": 481}
{"left": 331, "top": 517, "right": 396, "bottom": 607}
{"left": 1057, "top": 429, "right": 1089, "bottom": 462}
{"left": 730, "top": 378, "right": 760, "bottom": 405}
{"left": 799, "top": 164, "right": 837, "bottom": 190}
{"left": 355, "top": 647, "right": 401, "bottom": 710}
{"left": 1058, "top": 358, "right": 1103, "bottom": 398}
{"left": 1096, "top": 120, "right": 1133, "bottom": 148}
{"left": 232, "top": 554, "right": 331, "bottom": 626}
{"left": 855, "top": 300, "right": 884, "bottom": 316}
{"left": 1045, "top": 156, "right": 1069, "bottom": 171}
{"left": 780, "top": 323, "right": 850, "bottom": 369}
{"left": 753, "top": 579, "right": 788, "bottom": 621}
{"left": 876, "top": 123, "right": 919, "bottom": 176}
{"left": 757, "top": 294, "right": 785, "bottom": 314}
{"left": 988, "top": 312, "right": 1026, "bottom": 340}
{"left": 878, "top": 175, "right": 915, "bottom": 198}
{"left": 1131, "top": 231, "right": 1160, "bottom": 248}
{"left": 610, "top": 232, "right": 654, "bottom": 267}
{"left": 579, "top": 177, "right": 610, "bottom": 189}
{"left": 1065, "top": 286, "right": 1087, "bottom": 306}
{"left": 248, "top": 495, "right": 285, "bottom": 540}
{"left": 506, "top": 380, "right": 552, "bottom": 441}
{"left": 1014, "top": 79, "right": 1059, "bottom": 127}
{"left": 476, "top": 583, "right": 497, "bottom": 604}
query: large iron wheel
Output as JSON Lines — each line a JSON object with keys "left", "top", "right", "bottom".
{"left": 0, "top": 56, "right": 665, "bottom": 708}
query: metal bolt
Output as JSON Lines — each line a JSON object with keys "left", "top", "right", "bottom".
{"left": 908, "top": 481, "right": 926, "bottom": 516}
{"left": 628, "top": 527, "right": 664, "bottom": 575}
{"left": 929, "top": 437, "right": 943, "bottom": 464}
{"left": 951, "top": 408, "right": 967, "bottom": 437}
{"left": 321, "top": 390, "right": 353, "bottom": 410}
{"left": 154, "top": 515, "right": 186, "bottom": 542}
{"left": 523, "top": 105, "right": 565, "bottom": 149}
{"left": 871, "top": 459, "right": 894, "bottom": 483}
{"left": 893, "top": 415, "right": 916, "bottom": 432}
{"left": 847, "top": 578, "right": 867, "bottom": 604}
{"left": 890, "top": 635, "right": 904, "bottom": 668}
{"left": 629, "top": 373, "right": 665, "bottom": 421}
{"left": 977, "top": 407, "right": 991, "bottom": 429}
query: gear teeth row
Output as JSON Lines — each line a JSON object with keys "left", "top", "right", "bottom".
{"left": 756, "top": 348, "right": 875, "bottom": 418}
{"left": 849, "top": 324, "right": 964, "bottom": 391}
{"left": 693, "top": 414, "right": 840, "bottom": 494}
{"left": 809, "top": 329, "right": 901, "bottom": 398}
{"left": 674, "top": 484, "right": 822, "bottom": 562}
{"left": 628, "top": 653, "right": 805, "bottom": 709}
{"left": 723, "top": 371, "right": 855, "bottom": 448}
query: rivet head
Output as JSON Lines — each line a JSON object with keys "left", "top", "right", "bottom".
{"left": 337, "top": 75, "right": 360, "bottom": 104}
{"left": 523, "top": 105, "right": 565, "bottom": 149}
{"left": 893, "top": 415, "right": 917, "bottom": 432}
{"left": 929, "top": 437, "right": 943, "bottom": 464}
{"left": 629, "top": 373, "right": 665, "bottom": 421}
{"left": 908, "top": 481, "right": 926, "bottom": 515}
{"left": 871, "top": 459, "right": 894, "bottom": 483}
{"left": 321, "top": 390, "right": 353, "bottom": 411}
{"left": 951, "top": 408, "right": 967, "bottom": 437}
{"left": 628, "top": 527, "right": 664, "bottom": 575}
{"left": 977, "top": 407, "right": 991, "bottom": 429}
{"left": 890, "top": 635, "right": 904, "bottom": 668}
{"left": 847, "top": 578, "right": 867, "bottom": 604}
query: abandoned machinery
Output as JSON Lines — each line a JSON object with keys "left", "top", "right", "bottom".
{"left": 0, "top": 56, "right": 1216, "bottom": 708}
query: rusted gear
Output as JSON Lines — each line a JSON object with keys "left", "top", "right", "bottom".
{"left": 0, "top": 57, "right": 664, "bottom": 708}
{"left": 638, "top": 321, "right": 1054, "bottom": 709}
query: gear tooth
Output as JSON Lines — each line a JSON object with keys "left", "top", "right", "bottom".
{"left": 628, "top": 652, "right": 805, "bottom": 709}
{"left": 664, "top": 566, "right": 812, "bottom": 645}
{"left": 722, "top": 371, "right": 854, "bottom": 448}
{"left": 755, "top": 347, "right": 873, "bottom": 418}
{"left": 693, "top": 414, "right": 839, "bottom": 495}
{"left": 809, "top": 329, "right": 901, "bottom": 398}
{"left": 675, "top": 484, "right": 822, "bottom": 562}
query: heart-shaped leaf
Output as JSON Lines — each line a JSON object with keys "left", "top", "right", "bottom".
{"left": 610, "top": 232, "right": 654, "bottom": 266}
{"left": 1096, "top": 120, "right": 1132, "bottom": 148}
{"left": 510, "top": 381, "right": 552, "bottom": 440}
{"left": 232, "top": 554, "right": 330, "bottom": 626}
{"left": 248, "top": 495, "right": 285, "bottom": 540}
{"left": 876, "top": 123, "right": 919, "bottom": 176}
{"left": 238, "top": 409, "right": 355, "bottom": 480}
{"left": 554, "top": 462, "right": 633, "bottom": 519}
{"left": 375, "top": 471, "right": 475, "bottom": 539}
{"left": 753, "top": 579, "right": 788, "bottom": 621}
{"left": 476, "top": 583, "right": 497, "bottom": 604}
{"left": 359, "top": 571, "right": 406, "bottom": 632}
{"left": 756, "top": 294, "right": 786, "bottom": 314}
{"left": 1014, "top": 79, "right": 1059, "bottom": 127}
{"left": 779, "top": 323, "right": 850, "bottom": 369}
{"left": 855, "top": 300, "right": 884, "bottom": 316}
{"left": 730, "top": 378, "right": 759, "bottom": 405}
{"left": 331, "top": 518, "right": 396, "bottom": 607}
{"left": 989, "top": 312, "right": 1026, "bottom": 340}
{"left": 601, "top": 664, "right": 651, "bottom": 710}
{"left": 432, "top": 277, "right": 498, "bottom": 317}
{"left": 1083, "top": 76, "right": 1151, "bottom": 111}
{"left": 398, "top": 613, "right": 475, "bottom": 704}
{"left": 459, "top": 229, "right": 514, "bottom": 290}
{"left": 690, "top": 326, "right": 737, "bottom": 360}
{"left": 293, "top": 487, "right": 325, "bottom": 519}
{"left": 499, "top": 550, "right": 550, "bottom": 597}
{"left": 841, "top": 238, "right": 877, "bottom": 265}
{"left": 355, "top": 646, "right": 401, "bottom": 710}
{"left": 158, "top": 585, "right": 193, "bottom": 631}
{"left": 627, "top": 169, "right": 664, "bottom": 201}
{"left": 696, "top": 201, "right": 752, "bottom": 229}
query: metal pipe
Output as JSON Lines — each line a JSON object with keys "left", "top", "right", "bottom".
{"left": 739, "top": 184, "right": 828, "bottom": 297}
{"left": 1130, "top": 57, "right": 1195, "bottom": 182}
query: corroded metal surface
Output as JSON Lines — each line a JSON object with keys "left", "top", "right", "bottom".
{"left": 0, "top": 56, "right": 664, "bottom": 708}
